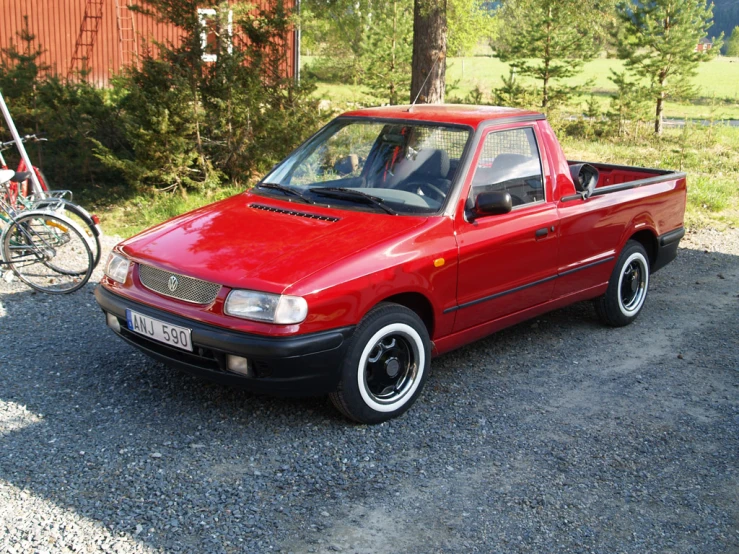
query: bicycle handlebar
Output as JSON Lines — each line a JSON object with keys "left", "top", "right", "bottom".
{"left": 0, "top": 134, "right": 47, "bottom": 150}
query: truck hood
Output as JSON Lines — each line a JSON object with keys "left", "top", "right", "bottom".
{"left": 121, "top": 192, "right": 427, "bottom": 293}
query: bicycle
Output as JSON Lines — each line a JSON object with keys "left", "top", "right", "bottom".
{"left": 0, "top": 134, "right": 103, "bottom": 269}
{"left": 0, "top": 170, "right": 94, "bottom": 294}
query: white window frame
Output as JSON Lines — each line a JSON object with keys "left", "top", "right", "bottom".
{"left": 198, "top": 8, "right": 233, "bottom": 62}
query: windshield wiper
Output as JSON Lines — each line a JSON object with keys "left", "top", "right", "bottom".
{"left": 257, "top": 183, "right": 314, "bottom": 204}
{"left": 311, "top": 187, "right": 397, "bottom": 215}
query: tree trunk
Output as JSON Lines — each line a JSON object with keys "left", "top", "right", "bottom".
{"left": 410, "top": 0, "right": 447, "bottom": 104}
{"left": 390, "top": 0, "right": 398, "bottom": 105}
{"left": 655, "top": 73, "right": 666, "bottom": 135}
{"left": 542, "top": 6, "right": 552, "bottom": 109}
{"left": 654, "top": 93, "right": 664, "bottom": 135}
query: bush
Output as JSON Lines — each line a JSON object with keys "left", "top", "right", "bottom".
{"left": 0, "top": 19, "right": 126, "bottom": 201}
{"left": 0, "top": 3, "right": 325, "bottom": 203}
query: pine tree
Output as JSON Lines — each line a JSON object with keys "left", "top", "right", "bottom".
{"left": 447, "top": 0, "right": 496, "bottom": 57}
{"left": 362, "top": 0, "right": 413, "bottom": 105}
{"left": 616, "top": 0, "right": 722, "bottom": 135}
{"left": 492, "top": 67, "right": 535, "bottom": 108}
{"left": 0, "top": 16, "right": 50, "bottom": 127}
{"left": 94, "top": 0, "right": 321, "bottom": 193}
{"left": 727, "top": 26, "right": 739, "bottom": 57}
{"left": 494, "top": 0, "right": 604, "bottom": 110}
{"left": 608, "top": 70, "right": 652, "bottom": 137}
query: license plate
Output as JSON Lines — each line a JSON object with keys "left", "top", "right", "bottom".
{"left": 126, "top": 309, "right": 193, "bottom": 352}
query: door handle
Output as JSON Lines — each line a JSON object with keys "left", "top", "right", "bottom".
{"left": 535, "top": 227, "right": 548, "bottom": 238}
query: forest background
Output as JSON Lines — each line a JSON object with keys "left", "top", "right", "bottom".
{"left": 0, "top": 0, "right": 737, "bottom": 234}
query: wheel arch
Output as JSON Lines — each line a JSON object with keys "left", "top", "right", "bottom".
{"left": 627, "top": 229, "right": 658, "bottom": 269}
{"left": 373, "top": 292, "right": 435, "bottom": 338}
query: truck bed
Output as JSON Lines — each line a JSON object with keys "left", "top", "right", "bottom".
{"left": 566, "top": 160, "right": 686, "bottom": 199}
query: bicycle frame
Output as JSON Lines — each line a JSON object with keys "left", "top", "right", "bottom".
{"left": 0, "top": 149, "right": 51, "bottom": 207}
{"left": 0, "top": 92, "right": 45, "bottom": 198}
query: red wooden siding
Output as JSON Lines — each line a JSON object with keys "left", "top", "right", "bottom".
{"left": 0, "top": 0, "right": 296, "bottom": 87}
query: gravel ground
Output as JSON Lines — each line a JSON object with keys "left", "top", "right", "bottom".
{"left": 0, "top": 228, "right": 737, "bottom": 553}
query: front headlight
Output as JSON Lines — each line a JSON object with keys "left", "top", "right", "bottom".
{"left": 224, "top": 290, "right": 308, "bottom": 324}
{"left": 105, "top": 252, "right": 131, "bottom": 284}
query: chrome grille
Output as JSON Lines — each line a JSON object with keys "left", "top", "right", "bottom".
{"left": 249, "top": 203, "right": 340, "bottom": 222}
{"left": 138, "top": 264, "right": 221, "bottom": 304}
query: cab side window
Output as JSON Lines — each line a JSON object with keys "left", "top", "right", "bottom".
{"left": 469, "top": 127, "right": 544, "bottom": 208}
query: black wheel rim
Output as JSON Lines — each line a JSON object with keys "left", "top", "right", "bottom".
{"left": 619, "top": 257, "right": 647, "bottom": 312}
{"left": 363, "top": 332, "right": 419, "bottom": 405}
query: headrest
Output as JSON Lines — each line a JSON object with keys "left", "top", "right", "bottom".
{"left": 491, "top": 153, "right": 533, "bottom": 173}
{"left": 416, "top": 149, "right": 450, "bottom": 178}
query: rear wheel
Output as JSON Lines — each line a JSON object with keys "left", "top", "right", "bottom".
{"left": 329, "top": 303, "right": 431, "bottom": 424}
{"left": 2, "top": 211, "right": 93, "bottom": 294}
{"left": 594, "top": 240, "right": 650, "bottom": 327}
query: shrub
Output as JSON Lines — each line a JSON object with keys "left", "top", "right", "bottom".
{"left": 1, "top": 3, "right": 324, "bottom": 202}
{"left": 92, "top": 1, "right": 324, "bottom": 195}
{"left": 0, "top": 18, "right": 125, "bottom": 199}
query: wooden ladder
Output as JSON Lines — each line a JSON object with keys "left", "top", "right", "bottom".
{"left": 68, "top": 0, "right": 105, "bottom": 77}
{"left": 115, "top": 0, "right": 139, "bottom": 70}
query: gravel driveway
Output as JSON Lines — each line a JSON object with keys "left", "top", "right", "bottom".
{"left": 0, "top": 228, "right": 737, "bottom": 553}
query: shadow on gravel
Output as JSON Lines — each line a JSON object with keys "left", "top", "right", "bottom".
{"left": 0, "top": 244, "right": 737, "bottom": 553}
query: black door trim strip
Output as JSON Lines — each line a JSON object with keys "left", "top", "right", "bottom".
{"left": 443, "top": 256, "right": 615, "bottom": 314}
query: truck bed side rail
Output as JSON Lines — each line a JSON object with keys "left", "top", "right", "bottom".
{"left": 561, "top": 160, "right": 686, "bottom": 202}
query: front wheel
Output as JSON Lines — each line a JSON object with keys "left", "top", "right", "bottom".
{"left": 329, "top": 303, "right": 431, "bottom": 424}
{"left": 594, "top": 240, "right": 650, "bottom": 327}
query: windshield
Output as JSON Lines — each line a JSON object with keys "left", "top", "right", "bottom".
{"left": 260, "top": 119, "right": 472, "bottom": 215}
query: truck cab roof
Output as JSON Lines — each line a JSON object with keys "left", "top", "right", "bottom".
{"left": 340, "top": 104, "right": 545, "bottom": 129}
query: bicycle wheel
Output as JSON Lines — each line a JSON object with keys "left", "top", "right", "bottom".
{"left": 34, "top": 198, "right": 101, "bottom": 269}
{"left": 1, "top": 211, "right": 93, "bottom": 294}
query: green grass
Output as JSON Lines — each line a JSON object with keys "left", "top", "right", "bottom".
{"left": 98, "top": 186, "right": 243, "bottom": 238}
{"left": 305, "top": 55, "right": 739, "bottom": 120}
{"left": 560, "top": 125, "right": 739, "bottom": 230}
{"left": 688, "top": 176, "right": 734, "bottom": 212}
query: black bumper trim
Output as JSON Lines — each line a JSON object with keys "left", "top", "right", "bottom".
{"left": 659, "top": 226, "right": 685, "bottom": 247}
{"left": 94, "top": 285, "right": 355, "bottom": 396}
{"left": 653, "top": 226, "right": 685, "bottom": 273}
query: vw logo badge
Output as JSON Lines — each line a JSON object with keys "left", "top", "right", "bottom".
{"left": 167, "top": 275, "right": 179, "bottom": 292}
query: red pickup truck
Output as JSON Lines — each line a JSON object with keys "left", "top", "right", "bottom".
{"left": 95, "top": 105, "right": 686, "bottom": 423}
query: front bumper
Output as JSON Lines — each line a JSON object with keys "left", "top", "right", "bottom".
{"left": 95, "top": 285, "right": 354, "bottom": 396}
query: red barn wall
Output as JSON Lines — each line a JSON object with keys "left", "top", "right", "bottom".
{"left": 0, "top": 0, "right": 296, "bottom": 87}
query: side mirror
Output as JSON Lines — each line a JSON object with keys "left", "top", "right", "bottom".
{"left": 569, "top": 163, "right": 599, "bottom": 199}
{"left": 472, "top": 191, "right": 513, "bottom": 218}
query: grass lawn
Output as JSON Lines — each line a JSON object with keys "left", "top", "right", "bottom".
{"left": 98, "top": 186, "right": 243, "bottom": 239}
{"left": 305, "top": 55, "right": 739, "bottom": 120}
{"left": 560, "top": 125, "right": 739, "bottom": 230}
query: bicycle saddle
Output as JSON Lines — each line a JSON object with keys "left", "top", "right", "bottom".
{"left": 10, "top": 171, "right": 32, "bottom": 182}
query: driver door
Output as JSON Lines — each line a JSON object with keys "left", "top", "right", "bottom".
{"left": 453, "top": 125, "right": 559, "bottom": 331}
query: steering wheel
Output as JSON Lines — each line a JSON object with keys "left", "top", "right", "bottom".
{"left": 393, "top": 180, "right": 448, "bottom": 203}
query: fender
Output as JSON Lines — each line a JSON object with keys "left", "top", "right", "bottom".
{"left": 619, "top": 211, "right": 658, "bottom": 256}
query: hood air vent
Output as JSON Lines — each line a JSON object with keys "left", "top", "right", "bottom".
{"left": 248, "top": 203, "right": 340, "bottom": 222}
